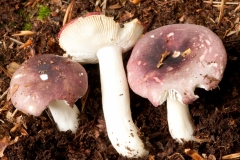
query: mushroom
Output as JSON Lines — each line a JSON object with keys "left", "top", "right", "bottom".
{"left": 58, "top": 13, "right": 148, "bottom": 157}
{"left": 10, "top": 54, "right": 88, "bottom": 133}
{"left": 127, "top": 24, "right": 227, "bottom": 143}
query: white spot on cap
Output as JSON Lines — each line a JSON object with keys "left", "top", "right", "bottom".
{"left": 137, "top": 61, "right": 141, "bottom": 65}
{"left": 14, "top": 73, "right": 26, "bottom": 79}
{"left": 172, "top": 51, "right": 181, "bottom": 58}
{"left": 166, "top": 32, "right": 174, "bottom": 38}
{"left": 153, "top": 77, "right": 162, "bottom": 84}
{"left": 167, "top": 66, "right": 174, "bottom": 71}
{"left": 209, "top": 62, "right": 218, "bottom": 68}
{"left": 150, "top": 35, "right": 154, "bottom": 38}
{"left": 23, "top": 95, "right": 30, "bottom": 103}
{"left": 40, "top": 74, "right": 48, "bottom": 81}
{"left": 28, "top": 105, "right": 34, "bottom": 111}
{"left": 199, "top": 54, "right": 205, "bottom": 61}
{"left": 205, "top": 40, "right": 210, "bottom": 45}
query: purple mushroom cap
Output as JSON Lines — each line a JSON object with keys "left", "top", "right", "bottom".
{"left": 10, "top": 54, "right": 88, "bottom": 116}
{"left": 127, "top": 24, "right": 227, "bottom": 106}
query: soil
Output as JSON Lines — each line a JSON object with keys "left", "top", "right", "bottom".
{"left": 0, "top": 0, "right": 239, "bottom": 159}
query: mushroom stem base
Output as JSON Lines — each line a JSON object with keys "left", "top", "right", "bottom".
{"left": 48, "top": 100, "right": 80, "bottom": 133}
{"left": 167, "top": 94, "right": 195, "bottom": 143}
{"left": 97, "top": 46, "right": 148, "bottom": 158}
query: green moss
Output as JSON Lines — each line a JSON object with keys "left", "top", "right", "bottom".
{"left": 18, "top": 9, "right": 25, "bottom": 18}
{"left": 37, "top": 6, "right": 51, "bottom": 20}
{"left": 17, "top": 9, "right": 32, "bottom": 30}
{"left": 22, "top": 23, "right": 32, "bottom": 30}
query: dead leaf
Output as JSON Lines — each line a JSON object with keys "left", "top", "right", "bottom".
{"left": 6, "top": 109, "right": 18, "bottom": 123}
{"left": 25, "top": 0, "right": 41, "bottom": 7}
{"left": 222, "top": 152, "right": 240, "bottom": 159}
{"left": 148, "top": 155, "right": 155, "bottom": 160}
{"left": 20, "top": 128, "right": 29, "bottom": 137}
{"left": 10, "top": 123, "right": 22, "bottom": 133}
{"left": 0, "top": 88, "right": 9, "bottom": 102}
{"left": 63, "top": 0, "right": 75, "bottom": 26}
{"left": 120, "top": 11, "right": 134, "bottom": 22}
{"left": 120, "top": 0, "right": 127, "bottom": 6}
{"left": 7, "top": 62, "right": 20, "bottom": 75}
{"left": 0, "top": 136, "right": 10, "bottom": 157}
{"left": 234, "top": 3, "right": 240, "bottom": 12}
{"left": 50, "top": 0, "right": 62, "bottom": 6}
{"left": 0, "top": 101, "right": 12, "bottom": 114}
{"left": 109, "top": 3, "right": 123, "bottom": 9}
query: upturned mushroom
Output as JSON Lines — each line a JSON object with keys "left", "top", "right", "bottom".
{"left": 127, "top": 24, "right": 227, "bottom": 143}
{"left": 58, "top": 13, "right": 148, "bottom": 157}
{"left": 10, "top": 54, "right": 88, "bottom": 133}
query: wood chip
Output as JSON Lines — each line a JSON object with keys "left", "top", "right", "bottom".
{"left": 181, "top": 48, "right": 192, "bottom": 57}
{"left": 18, "top": 39, "right": 32, "bottom": 49}
{"left": 130, "top": 0, "right": 142, "bottom": 5}
{"left": 157, "top": 51, "right": 170, "bottom": 68}
{"left": 185, "top": 148, "right": 204, "bottom": 160}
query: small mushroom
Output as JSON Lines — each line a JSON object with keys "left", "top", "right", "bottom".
{"left": 127, "top": 24, "right": 227, "bottom": 143}
{"left": 10, "top": 54, "right": 88, "bottom": 133}
{"left": 58, "top": 13, "right": 148, "bottom": 157}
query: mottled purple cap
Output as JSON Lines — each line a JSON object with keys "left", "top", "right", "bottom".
{"left": 127, "top": 24, "right": 227, "bottom": 106}
{"left": 10, "top": 54, "right": 88, "bottom": 116}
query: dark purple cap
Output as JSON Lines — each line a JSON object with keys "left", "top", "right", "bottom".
{"left": 10, "top": 54, "right": 88, "bottom": 116}
{"left": 127, "top": 24, "right": 227, "bottom": 106}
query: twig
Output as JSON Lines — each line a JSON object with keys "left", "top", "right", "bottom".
{"left": 101, "top": 0, "right": 107, "bottom": 14}
{"left": 204, "top": 1, "right": 240, "bottom": 5}
{"left": 8, "top": 37, "right": 24, "bottom": 45}
{"left": 222, "top": 152, "right": 240, "bottom": 159}
{"left": 81, "top": 87, "right": 90, "bottom": 112}
{"left": 0, "top": 66, "right": 12, "bottom": 78}
{"left": 0, "top": 88, "right": 9, "bottom": 100}
{"left": 12, "top": 31, "right": 36, "bottom": 36}
{"left": 45, "top": 109, "right": 54, "bottom": 123}
{"left": 216, "top": 0, "right": 225, "bottom": 25}
{"left": 167, "top": 153, "right": 185, "bottom": 160}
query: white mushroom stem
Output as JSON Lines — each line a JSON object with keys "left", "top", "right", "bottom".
{"left": 96, "top": 46, "right": 148, "bottom": 158}
{"left": 48, "top": 100, "right": 80, "bottom": 133}
{"left": 167, "top": 90, "right": 196, "bottom": 143}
